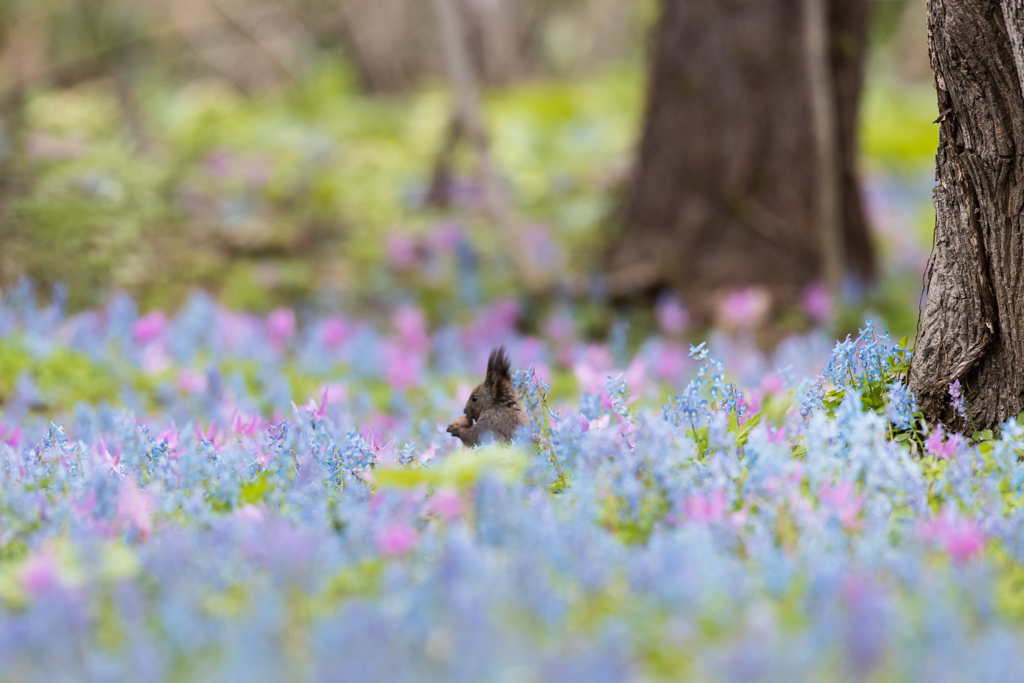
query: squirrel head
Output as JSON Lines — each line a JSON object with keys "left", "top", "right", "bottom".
{"left": 464, "top": 346, "right": 515, "bottom": 421}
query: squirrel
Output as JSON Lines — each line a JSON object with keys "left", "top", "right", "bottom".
{"left": 446, "top": 346, "right": 528, "bottom": 446}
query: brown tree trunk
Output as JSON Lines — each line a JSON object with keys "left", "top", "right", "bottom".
{"left": 609, "top": 0, "right": 875, "bottom": 310}
{"left": 911, "top": 0, "right": 1024, "bottom": 432}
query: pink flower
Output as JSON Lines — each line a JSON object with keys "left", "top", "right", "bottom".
{"left": 320, "top": 383, "right": 347, "bottom": 405}
{"left": 292, "top": 388, "right": 332, "bottom": 422}
{"left": 573, "top": 345, "right": 614, "bottom": 395}
{"left": 360, "top": 419, "right": 398, "bottom": 460}
{"left": 95, "top": 437, "right": 121, "bottom": 476}
{"left": 267, "top": 308, "right": 296, "bottom": 349}
{"left": 21, "top": 548, "right": 58, "bottom": 595}
{"left": 946, "top": 525, "right": 985, "bottom": 563}
{"left": 0, "top": 422, "right": 21, "bottom": 449}
{"left": 177, "top": 369, "right": 208, "bottom": 394}
{"left": 132, "top": 311, "right": 167, "bottom": 344}
{"left": 918, "top": 512, "right": 985, "bottom": 564}
{"left": 683, "top": 489, "right": 727, "bottom": 523}
{"left": 424, "top": 489, "right": 462, "bottom": 522}
{"left": 656, "top": 296, "right": 689, "bottom": 334}
{"left": 925, "top": 426, "right": 962, "bottom": 460}
{"left": 738, "top": 391, "right": 763, "bottom": 425}
{"left": 231, "top": 411, "right": 266, "bottom": 436}
{"left": 818, "top": 482, "right": 864, "bottom": 530}
{"left": 393, "top": 306, "right": 430, "bottom": 354}
{"left": 156, "top": 427, "right": 181, "bottom": 459}
{"left": 625, "top": 357, "right": 647, "bottom": 397}
{"left": 767, "top": 425, "right": 787, "bottom": 444}
{"left": 579, "top": 413, "right": 591, "bottom": 434}
{"left": 801, "top": 282, "right": 833, "bottom": 323}
{"left": 117, "top": 478, "right": 155, "bottom": 541}
{"left": 653, "top": 343, "right": 688, "bottom": 382}
{"left": 760, "top": 373, "right": 786, "bottom": 396}
{"left": 717, "top": 287, "right": 771, "bottom": 329}
{"left": 382, "top": 341, "right": 424, "bottom": 390}
{"left": 321, "top": 317, "right": 349, "bottom": 349}
{"left": 376, "top": 524, "right": 418, "bottom": 556}
{"left": 195, "top": 420, "right": 221, "bottom": 450}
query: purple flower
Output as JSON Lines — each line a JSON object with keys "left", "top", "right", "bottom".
{"left": 948, "top": 380, "right": 968, "bottom": 419}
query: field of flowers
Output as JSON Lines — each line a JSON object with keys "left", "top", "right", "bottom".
{"left": 0, "top": 279, "right": 1021, "bottom": 683}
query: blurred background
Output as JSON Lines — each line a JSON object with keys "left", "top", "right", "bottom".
{"left": 0, "top": 0, "right": 935, "bottom": 343}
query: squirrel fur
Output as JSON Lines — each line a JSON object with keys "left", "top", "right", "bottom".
{"left": 446, "top": 347, "right": 527, "bottom": 446}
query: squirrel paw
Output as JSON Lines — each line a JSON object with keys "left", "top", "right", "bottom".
{"left": 447, "top": 415, "right": 473, "bottom": 434}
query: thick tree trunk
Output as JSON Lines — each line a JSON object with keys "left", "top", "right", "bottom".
{"left": 609, "top": 0, "right": 874, "bottom": 309}
{"left": 911, "top": 0, "right": 1024, "bottom": 432}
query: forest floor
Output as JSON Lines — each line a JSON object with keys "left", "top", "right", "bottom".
{"left": 3, "top": 63, "right": 1011, "bottom": 683}
{"left": 4, "top": 64, "right": 936, "bottom": 339}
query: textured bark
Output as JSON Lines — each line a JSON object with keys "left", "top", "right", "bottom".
{"left": 911, "top": 0, "right": 1024, "bottom": 431}
{"left": 610, "top": 0, "right": 874, "bottom": 306}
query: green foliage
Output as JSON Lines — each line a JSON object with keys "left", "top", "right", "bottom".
{"left": 0, "top": 337, "right": 122, "bottom": 410}
{"left": 860, "top": 78, "right": 938, "bottom": 171}
{"left": 239, "top": 471, "right": 274, "bottom": 507}
{"left": 374, "top": 446, "right": 527, "bottom": 490}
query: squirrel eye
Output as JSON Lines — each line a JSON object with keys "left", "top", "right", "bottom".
{"left": 472, "top": 395, "right": 478, "bottom": 401}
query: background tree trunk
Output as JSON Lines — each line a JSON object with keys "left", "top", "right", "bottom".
{"left": 609, "top": 0, "right": 875, "bottom": 311}
{"left": 911, "top": 0, "right": 1024, "bottom": 432}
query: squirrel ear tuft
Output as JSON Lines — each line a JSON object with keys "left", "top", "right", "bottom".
{"left": 486, "top": 346, "right": 512, "bottom": 385}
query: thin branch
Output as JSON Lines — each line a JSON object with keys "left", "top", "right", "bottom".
{"left": 209, "top": 0, "right": 304, "bottom": 84}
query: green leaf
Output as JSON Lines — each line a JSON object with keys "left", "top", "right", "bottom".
{"left": 734, "top": 412, "right": 762, "bottom": 447}
{"left": 972, "top": 429, "right": 995, "bottom": 443}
